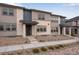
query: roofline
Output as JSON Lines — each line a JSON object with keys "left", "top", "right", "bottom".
{"left": 30, "top": 9, "right": 51, "bottom": 14}
{"left": 0, "top": 3, "right": 24, "bottom": 9}
{"left": 51, "top": 14, "right": 66, "bottom": 18}
{"left": 0, "top": 3, "right": 66, "bottom": 18}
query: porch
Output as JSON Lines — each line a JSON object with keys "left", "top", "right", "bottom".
{"left": 60, "top": 26, "right": 79, "bottom": 36}
{"left": 20, "top": 20, "right": 38, "bottom": 37}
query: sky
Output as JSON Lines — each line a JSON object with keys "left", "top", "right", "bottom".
{"left": 7, "top": 3, "right": 79, "bottom": 19}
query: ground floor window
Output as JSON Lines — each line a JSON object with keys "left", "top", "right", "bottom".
{"left": 37, "top": 25, "right": 47, "bottom": 32}
{"left": 0, "top": 23, "right": 16, "bottom": 31}
{"left": 51, "top": 27, "right": 58, "bottom": 33}
{"left": 75, "top": 29, "right": 78, "bottom": 34}
{"left": 11, "top": 24, "right": 16, "bottom": 31}
{"left": 6, "top": 24, "right": 11, "bottom": 31}
{"left": 0, "top": 25, "right": 4, "bottom": 31}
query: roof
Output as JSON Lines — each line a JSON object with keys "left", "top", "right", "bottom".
{"left": 30, "top": 9, "right": 51, "bottom": 14}
{"left": 60, "top": 24, "right": 72, "bottom": 27}
{"left": 0, "top": 3, "right": 66, "bottom": 18}
{"left": 51, "top": 14, "right": 66, "bottom": 18}
{"left": 20, "top": 20, "right": 38, "bottom": 25}
{"left": 0, "top": 3, "right": 24, "bottom": 9}
{"left": 66, "top": 16, "right": 79, "bottom": 22}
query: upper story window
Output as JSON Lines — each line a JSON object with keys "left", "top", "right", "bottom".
{"left": 2, "top": 7, "right": 14, "bottom": 16}
{"left": 52, "top": 16, "right": 59, "bottom": 20}
{"left": 38, "top": 13, "right": 45, "bottom": 20}
{"left": 51, "top": 20, "right": 58, "bottom": 23}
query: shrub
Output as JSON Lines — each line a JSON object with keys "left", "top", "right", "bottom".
{"left": 54, "top": 46, "right": 60, "bottom": 49}
{"left": 58, "top": 45, "right": 64, "bottom": 48}
{"left": 48, "top": 46, "right": 54, "bottom": 50}
{"left": 40, "top": 47, "right": 48, "bottom": 52}
{"left": 32, "top": 48, "right": 40, "bottom": 53}
{"left": 16, "top": 51, "right": 22, "bottom": 55}
{"left": 7, "top": 53, "right": 14, "bottom": 55}
{"left": 24, "top": 41, "right": 27, "bottom": 43}
{"left": 39, "top": 40, "right": 45, "bottom": 42}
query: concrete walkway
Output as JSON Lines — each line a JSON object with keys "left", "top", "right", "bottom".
{"left": 0, "top": 37, "right": 79, "bottom": 53}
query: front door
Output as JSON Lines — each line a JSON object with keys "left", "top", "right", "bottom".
{"left": 26, "top": 25, "right": 32, "bottom": 36}
{"left": 75, "top": 28, "right": 78, "bottom": 34}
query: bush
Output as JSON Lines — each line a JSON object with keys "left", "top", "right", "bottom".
{"left": 54, "top": 46, "right": 60, "bottom": 49}
{"left": 39, "top": 40, "right": 45, "bottom": 42}
{"left": 32, "top": 48, "right": 40, "bottom": 53}
{"left": 40, "top": 47, "right": 48, "bottom": 52}
{"left": 48, "top": 46, "right": 54, "bottom": 50}
{"left": 58, "top": 45, "right": 64, "bottom": 48}
{"left": 24, "top": 41, "right": 27, "bottom": 43}
{"left": 17, "top": 52, "right": 22, "bottom": 55}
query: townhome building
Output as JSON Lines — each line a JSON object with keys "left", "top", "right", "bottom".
{"left": 60, "top": 16, "right": 79, "bottom": 36}
{"left": 0, "top": 3, "right": 66, "bottom": 37}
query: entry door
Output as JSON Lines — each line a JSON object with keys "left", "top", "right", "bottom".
{"left": 26, "top": 25, "right": 32, "bottom": 36}
{"left": 75, "top": 29, "right": 78, "bottom": 34}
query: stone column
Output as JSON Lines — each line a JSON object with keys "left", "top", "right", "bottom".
{"left": 69, "top": 27, "right": 72, "bottom": 36}
{"left": 32, "top": 25, "right": 37, "bottom": 36}
{"left": 58, "top": 26, "right": 61, "bottom": 35}
{"left": 63, "top": 27, "right": 66, "bottom": 35}
{"left": 23, "top": 24, "right": 26, "bottom": 37}
{"left": 78, "top": 28, "right": 79, "bottom": 35}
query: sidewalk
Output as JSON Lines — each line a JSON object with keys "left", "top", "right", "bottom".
{"left": 0, "top": 37, "right": 79, "bottom": 53}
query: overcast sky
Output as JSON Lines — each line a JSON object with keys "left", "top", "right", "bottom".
{"left": 7, "top": 3, "right": 79, "bottom": 19}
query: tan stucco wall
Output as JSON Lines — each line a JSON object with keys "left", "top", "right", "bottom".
{"left": 0, "top": 6, "right": 17, "bottom": 36}
{"left": 32, "top": 20, "right": 51, "bottom": 35}
{"left": 32, "top": 11, "right": 51, "bottom": 20}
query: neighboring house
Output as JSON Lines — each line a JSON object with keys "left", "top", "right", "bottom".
{"left": 0, "top": 3, "right": 66, "bottom": 37}
{"left": 60, "top": 16, "right": 79, "bottom": 36}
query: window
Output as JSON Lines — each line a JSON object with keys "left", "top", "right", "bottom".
{"left": 9, "top": 8, "right": 14, "bottom": 16}
{"left": 0, "top": 23, "right": 16, "bottom": 32}
{"left": 38, "top": 13, "right": 45, "bottom": 20}
{"left": 6, "top": 24, "right": 11, "bottom": 31}
{"left": 51, "top": 27, "right": 58, "bottom": 33}
{"left": 37, "top": 28, "right": 40, "bottom": 32}
{"left": 2, "top": 8, "right": 14, "bottom": 16}
{"left": 37, "top": 26, "right": 46, "bottom": 32}
{"left": 11, "top": 24, "right": 16, "bottom": 31}
{"left": 44, "top": 28, "right": 46, "bottom": 32}
{"left": 51, "top": 20, "right": 58, "bottom": 23}
{"left": 3, "top": 8, "right": 8, "bottom": 15}
{"left": 0, "top": 25, "right": 4, "bottom": 31}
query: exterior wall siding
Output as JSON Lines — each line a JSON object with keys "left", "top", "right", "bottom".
{"left": 0, "top": 6, "right": 17, "bottom": 36}
{"left": 34, "top": 20, "right": 51, "bottom": 35}
{"left": 32, "top": 11, "right": 51, "bottom": 20}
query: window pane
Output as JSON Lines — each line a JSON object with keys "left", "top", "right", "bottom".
{"left": 12, "top": 24, "right": 16, "bottom": 31}
{"left": 2, "top": 8, "right": 8, "bottom": 15}
{"left": 37, "top": 28, "right": 39, "bottom": 32}
{"left": 38, "top": 13, "right": 45, "bottom": 20}
{"left": 40, "top": 28, "right": 43, "bottom": 32}
{"left": 0, "top": 25, "right": 4, "bottom": 31}
{"left": 6, "top": 25, "right": 10, "bottom": 31}
{"left": 44, "top": 28, "right": 46, "bottom": 32}
{"left": 9, "top": 8, "right": 14, "bottom": 16}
